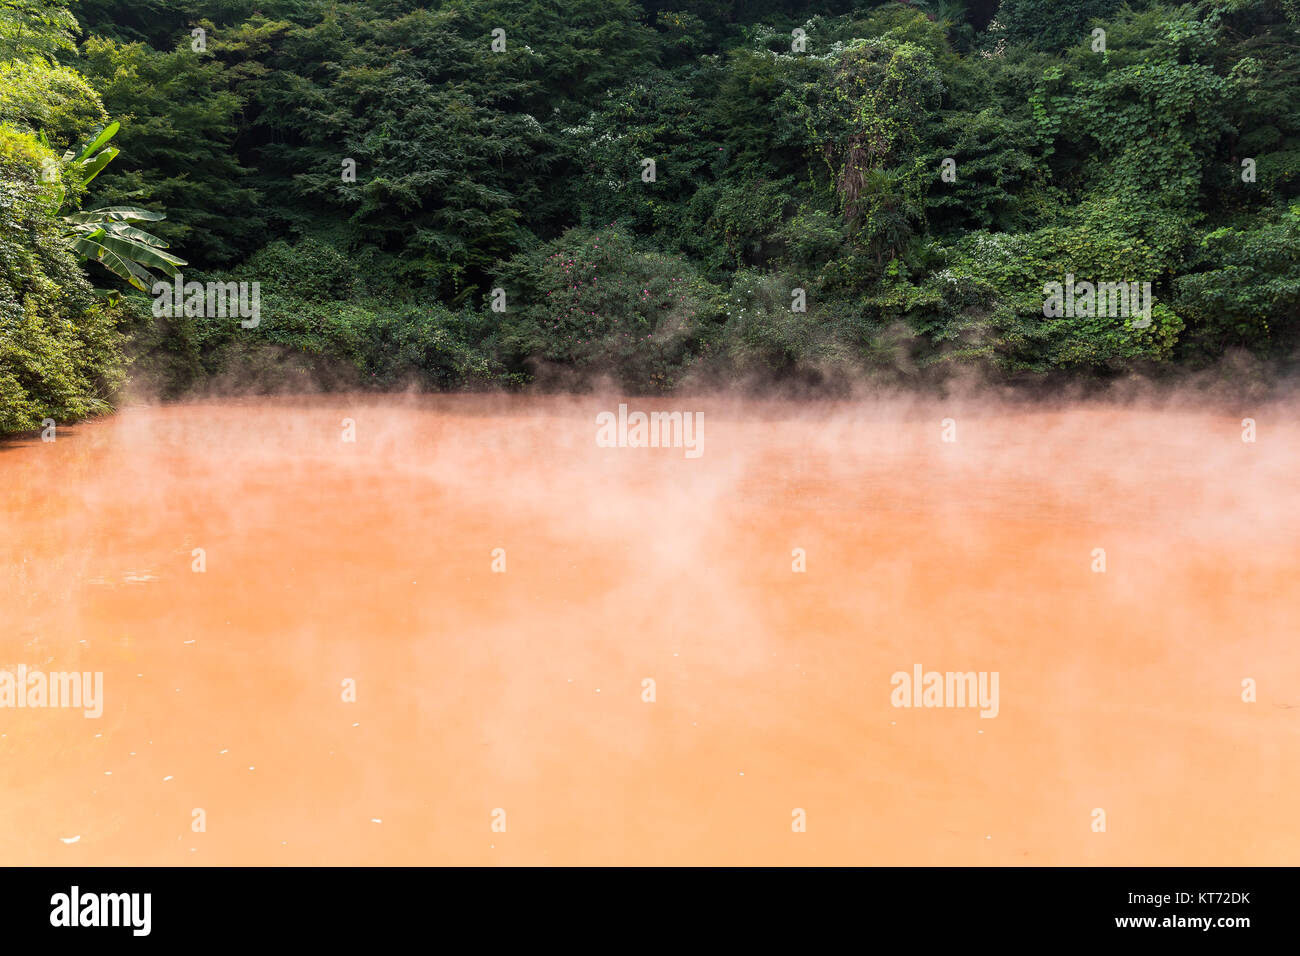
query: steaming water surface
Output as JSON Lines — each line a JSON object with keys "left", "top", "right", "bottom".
{"left": 2, "top": 394, "right": 1298, "bottom": 864}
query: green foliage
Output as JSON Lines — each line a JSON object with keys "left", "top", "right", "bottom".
{"left": 76, "top": 30, "right": 269, "bottom": 265}
{"left": 245, "top": 0, "right": 657, "bottom": 297}
{"left": 1175, "top": 204, "right": 1300, "bottom": 355}
{"left": 988, "top": 0, "right": 1124, "bottom": 52}
{"left": 0, "top": 58, "right": 108, "bottom": 145}
{"left": 123, "top": 275, "right": 508, "bottom": 398}
{"left": 1063, "top": 47, "right": 1235, "bottom": 207}
{"left": 720, "top": 267, "right": 843, "bottom": 377}
{"left": 0, "top": 0, "right": 79, "bottom": 64}
{"left": 242, "top": 237, "right": 357, "bottom": 302}
{"left": 5, "top": 0, "right": 1297, "bottom": 412}
{"left": 52, "top": 122, "right": 187, "bottom": 291}
{"left": 0, "top": 124, "right": 125, "bottom": 433}
{"left": 912, "top": 205, "right": 1189, "bottom": 371}
{"left": 923, "top": 106, "right": 1041, "bottom": 232}
{"left": 494, "top": 225, "right": 724, "bottom": 391}
{"left": 784, "top": 34, "right": 945, "bottom": 272}
{"left": 698, "top": 176, "right": 792, "bottom": 272}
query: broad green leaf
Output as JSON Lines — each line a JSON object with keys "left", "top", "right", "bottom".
{"left": 75, "top": 241, "right": 152, "bottom": 291}
{"left": 98, "top": 223, "right": 173, "bottom": 248}
{"left": 72, "top": 123, "right": 121, "bottom": 165}
{"left": 95, "top": 235, "right": 186, "bottom": 274}
{"left": 64, "top": 206, "right": 167, "bottom": 223}
{"left": 74, "top": 147, "right": 120, "bottom": 189}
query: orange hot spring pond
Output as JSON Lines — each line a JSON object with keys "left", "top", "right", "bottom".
{"left": 1, "top": 393, "right": 1298, "bottom": 865}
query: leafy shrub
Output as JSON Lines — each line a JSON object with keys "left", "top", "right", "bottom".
{"left": 0, "top": 59, "right": 107, "bottom": 147}
{"left": 720, "top": 268, "right": 839, "bottom": 376}
{"left": 242, "top": 238, "right": 357, "bottom": 303}
{"left": 988, "top": 0, "right": 1124, "bottom": 52}
{"left": 0, "top": 125, "right": 125, "bottom": 434}
{"left": 1175, "top": 204, "right": 1300, "bottom": 356}
{"left": 494, "top": 225, "right": 724, "bottom": 391}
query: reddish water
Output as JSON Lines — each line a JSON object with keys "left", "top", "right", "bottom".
{"left": 2, "top": 394, "right": 1297, "bottom": 864}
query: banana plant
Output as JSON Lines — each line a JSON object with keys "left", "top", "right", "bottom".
{"left": 63, "top": 204, "right": 186, "bottom": 293}
{"left": 43, "top": 122, "right": 187, "bottom": 292}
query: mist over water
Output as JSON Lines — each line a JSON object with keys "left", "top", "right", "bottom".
{"left": 2, "top": 392, "right": 1298, "bottom": 864}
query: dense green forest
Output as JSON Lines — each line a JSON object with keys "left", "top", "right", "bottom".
{"left": 3, "top": 0, "right": 1299, "bottom": 432}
